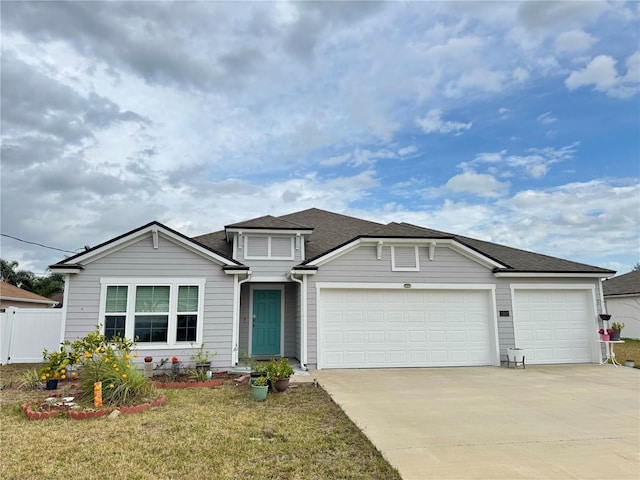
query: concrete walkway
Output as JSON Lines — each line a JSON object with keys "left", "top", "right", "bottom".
{"left": 314, "top": 365, "right": 640, "bottom": 479}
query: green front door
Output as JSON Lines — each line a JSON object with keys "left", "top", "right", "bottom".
{"left": 252, "top": 290, "right": 281, "bottom": 356}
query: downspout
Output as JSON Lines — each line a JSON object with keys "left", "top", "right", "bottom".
{"left": 289, "top": 272, "right": 307, "bottom": 370}
{"left": 598, "top": 278, "right": 607, "bottom": 315}
{"left": 233, "top": 272, "right": 252, "bottom": 365}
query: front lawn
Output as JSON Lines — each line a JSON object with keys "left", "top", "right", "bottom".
{"left": 0, "top": 364, "right": 400, "bottom": 480}
{"left": 614, "top": 338, "right": 640, "bottom": 366}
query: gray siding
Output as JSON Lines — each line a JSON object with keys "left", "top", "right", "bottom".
{"left": 304, "top": 244, "right": 605, "bottom": 367}
{"left": 234, "top": 233, "right": 303, "bottom": 279}
{"left": 64, "top": 232, "right": 234, "bottom": 367}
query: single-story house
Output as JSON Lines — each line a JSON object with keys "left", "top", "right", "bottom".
{"left": 50, "top": 208, "right": 615, "bottom": 369}
{"left": 0, "top": 281, "right": 59, "bottom": 309}
{"left": 603, "top": 270, "right": 640, "bottom": 339}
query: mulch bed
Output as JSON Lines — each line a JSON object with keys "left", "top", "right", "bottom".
{"left": 21, "top": 393, "right": 167, "bottom": 421}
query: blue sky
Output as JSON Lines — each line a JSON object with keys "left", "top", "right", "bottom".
{"left": 1, "top": 1, "right": 638, "bottom": 276}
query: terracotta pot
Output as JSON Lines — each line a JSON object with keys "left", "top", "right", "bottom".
{"left": 274, "top": 378, "right": 290, "bottom": 392}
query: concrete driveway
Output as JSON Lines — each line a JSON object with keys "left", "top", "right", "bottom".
{"left": 314, "top": 365, "right": 639, "bottom": 479}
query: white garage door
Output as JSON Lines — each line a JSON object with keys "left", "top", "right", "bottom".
{"left": 513, "top": 289, "right": 595, "bottom": 364}
{"left": 319, "top": 288, "right": 494, "bottom": 369}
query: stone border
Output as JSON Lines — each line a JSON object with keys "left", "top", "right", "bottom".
{"left": 21, "top": 395, "right": 167, "bottom": 421}
{"left": 154, "top": 379, "right": 223, "bottom": 389}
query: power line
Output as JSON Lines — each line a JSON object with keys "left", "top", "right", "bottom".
{"left": 1, "top": 233, "right": 76, "bottom": 254}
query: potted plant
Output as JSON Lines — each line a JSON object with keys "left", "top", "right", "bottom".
{"left": 598, "top": 328, "right": 612, "bottom": 341}
{"left": 251, "top": 376, "right": 269, "bottom": 401}
{"left": 610, "top": 322, "right": 625, "bottom": 341}
{"left": 190, "top": 343, "right": 215, "bottom": 372}
{"left": 40, "top": 346, "right": 72, "bottom": 390}
{"left": 506, "top": 347, "right": 525, "bottom": 363}
{"left": 267, "top": 358, "right": 294, "bottom": 392}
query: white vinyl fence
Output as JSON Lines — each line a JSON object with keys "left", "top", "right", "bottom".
{"left": 0, "top": 307, "right": 64, "bottom": 365}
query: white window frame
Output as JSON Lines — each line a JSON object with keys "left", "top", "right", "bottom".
{"left": 391, "top": 245, "right": 420, "bottom": 272}
{"left": 99, "top": 277, "right": 206, "bottom": 349}
{"left": 244, "top": 235, "right": 294, "bottom": 260}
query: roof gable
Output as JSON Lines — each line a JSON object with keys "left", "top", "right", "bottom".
{"left": 50, "top": 221, "right": 240, "bottom": 271}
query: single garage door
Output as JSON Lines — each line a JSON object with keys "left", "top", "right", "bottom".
{"left": 513, "top": 289, "right": 595, "bottom": 364}
{"left": 319, "top": 288, "right": 494, "bottom": 369}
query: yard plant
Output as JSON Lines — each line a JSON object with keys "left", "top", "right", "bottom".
{"left": 0, "top": 363, "right": 401, "bottom": 480}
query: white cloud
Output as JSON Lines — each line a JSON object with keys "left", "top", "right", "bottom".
{"left": 444, "top": 171, "right": 510, "bottom": 198}
{"left": 513, "top": 66, "right": 530, "bottom": 83}
{"left": 416, "top": 109, "right": 472, "bottom": 135}
{"left": 565, "top": 52, "right": 640, "bottom": 98}
{"left": 462, "top": 144, "right": 577, "bottom": 179}
{"left": 554, "top": 30, "right": 598, "bottom": 55}
{"left": 398, "top": 145, "right": 417, "bottom": 156}
{"left": 537, "top": 112, "right": 557, "bottom": 124}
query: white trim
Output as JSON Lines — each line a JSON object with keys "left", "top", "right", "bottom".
{"left": 510, "top": 284, "right": 599, "bottom": 363}
{"left": 0, "top": 296, "right": 57, "bottom": 305}
{"left": 248, "top": 285, "right": 285, "bottom": 358}
{"left": 244, "top": 235, "right": 295, "bottom": 261}
{"left": 226, "top": 227, "right": 313, "bottom": 236}
{"left": 315, "top": 282, "right": 496, "bottom": 290}
{"left": 49, "top": 267, "right": 82, "bottom": 274}
{"left": 315, "top": 282, "right": 499, "bottom": 369}
{"left": 60, "top": 274, "right": 70, "bottom": 344}
{"left": 60, "top": 224, "right": 237, "bottom": 270}
{"left": 249, "top": 275, "right": 290, "bottom": 282}
{"left": 495, "top": 272, "right": 611, "bottom": 278}
{"left": 308, "top": 237, "right": 506, "bottom": 269}
{"left": 391, "top": 245, "right": 420, "bottom": 272}
{"left": 98, "top": 277, "right": 206, "bottom": 349}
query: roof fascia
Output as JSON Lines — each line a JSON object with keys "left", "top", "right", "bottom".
{"left": 0, "top": 296, "right": 58, "bottom": 305}
{"left": 494, "top": 271, "right": 613, "bottom": 278}
{"left": 307, "top": 237, "right": 506, "bottom": 269}
{"left": 604, "top": 292, "right": 640, "bottom": 298}
{"left": 58, "top": 224, "right": 239, "bottom": 270}
{"left": 48, "top": 266, "right": 83, "bottom": 273}
{"left": 225, "top": 227, "right": 314, "bottom": 235}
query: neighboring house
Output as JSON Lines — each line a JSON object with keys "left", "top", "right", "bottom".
{"left": 0, "top": 281, "right": 59, "bottom": 309}
{"left": 603, "top": 270, "right": 640, "bottom": 339}
{"left": 50, "top": 208, "right": 615, "bottom": 370}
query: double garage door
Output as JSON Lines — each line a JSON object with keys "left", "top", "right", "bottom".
{"left": 319, "top": 288, "right": 495, "bottom": 369}
{"left": 318, "top": 287, "right": 597, "bottom": 369}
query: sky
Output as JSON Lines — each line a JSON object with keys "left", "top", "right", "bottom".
{"left": 1, "top": 1, "right": 639, "bottom": 278}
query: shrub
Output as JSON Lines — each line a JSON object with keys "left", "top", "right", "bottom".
{"left": 67, "top": 326, "right": 156, "bottom": 406}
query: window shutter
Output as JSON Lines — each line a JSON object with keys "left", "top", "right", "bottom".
{"left": 271, "top": 237, "right": 292, "bottom": 258}
{"left": 178, "top": 286, "right": 199, "bottom": 312}
{"left": 247, "top": 236, "right": 269, "bottom": 257}
{"left": 106, "top": 286, "right": 128, "bottom": 313}
{"left": 135, "top": 286, "right": 170, "bottom": 312}
{"left": 394, "top": 246, "right": 418, "bottom": 269}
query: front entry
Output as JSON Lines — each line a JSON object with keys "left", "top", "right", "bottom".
{"left": 252, "top": 289, "right": 282, "bottom": 356}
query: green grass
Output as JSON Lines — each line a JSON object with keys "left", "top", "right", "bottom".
{"left": 0, "top": 364, "right": 401, "bottom": 480}
{"left": 615, "top": 338, "right": 640, "bottom": 366}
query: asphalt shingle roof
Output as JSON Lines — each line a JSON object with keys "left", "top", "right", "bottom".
{"left": 603, "top": 270, "right": 640, "bottom": 296}
{"left": 194, "top": 208, "right": 614, "bottom": 275}
{"left": 0, "top": 281, "right": 58, "bottom": 304}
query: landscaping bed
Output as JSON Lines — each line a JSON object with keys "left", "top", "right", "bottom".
{"left": 0, "top": 363, "right": 401, "bottom": 480}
